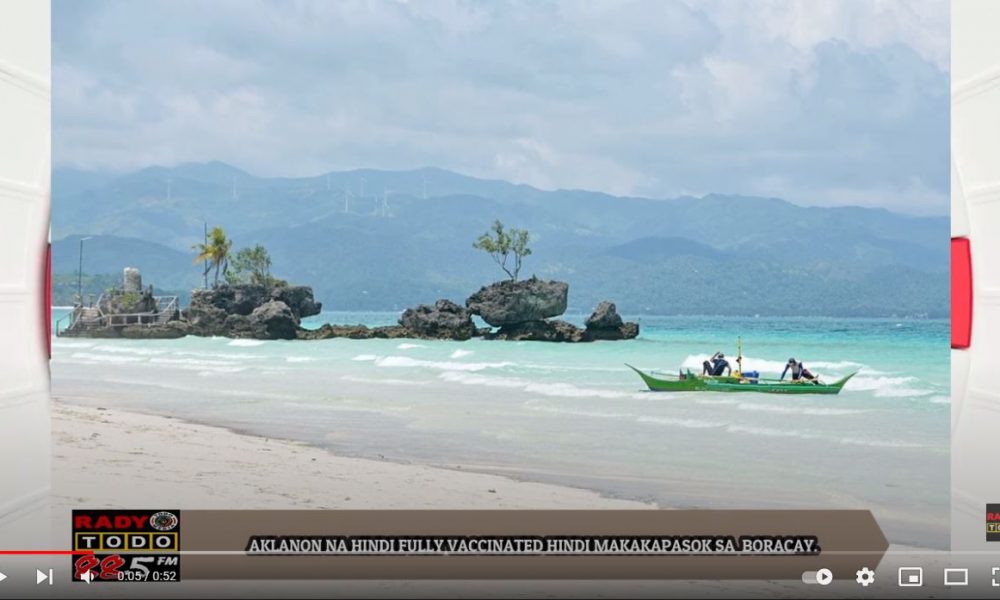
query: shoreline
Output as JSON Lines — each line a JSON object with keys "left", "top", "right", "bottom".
{"left": 52, "top": 398, "right": 656, "bottom": 511}
{"left": 50, "top": 398, "right": 940, "bottom": 555}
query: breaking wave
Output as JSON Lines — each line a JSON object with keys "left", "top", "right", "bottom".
{"left": 227, "top": 339, "right": 266, "bottom": 347}
{"left": 849, "top": 375, "right": 933, "bottom": 398}
{"left": 376, "top": 356, "right": 514, "bottom": 372}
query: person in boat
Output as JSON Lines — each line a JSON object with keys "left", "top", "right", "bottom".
{"left": 780, "top": 358, "right": 819, "bottom": 384}
{"left": 702, "top": 352, "right": 731, "bottom": 377}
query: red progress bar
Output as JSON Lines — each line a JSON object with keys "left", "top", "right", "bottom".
{"left": 0, "top": 551, "right": 94, "bottom": 555}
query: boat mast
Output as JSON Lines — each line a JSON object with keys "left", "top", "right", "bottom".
{"left": 736, "top": 336, "right": 743, "bottom": 375}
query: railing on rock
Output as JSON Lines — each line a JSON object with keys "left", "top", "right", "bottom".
{"left": 57, "top": 295, "right": 181, "bottom": 336}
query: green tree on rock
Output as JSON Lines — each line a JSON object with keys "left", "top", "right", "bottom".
{"left": 227, "top": 244, "right": 282, "bottom": 287}
{"left": 193, "top": 226, "right": 233, "bottom": 288}
{"left": 473, "top": 220, "right": 532, "bottom": 281}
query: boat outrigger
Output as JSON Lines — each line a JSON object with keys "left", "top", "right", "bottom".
{"left": 626, "top": 338, "right": 857, "bottom": 395}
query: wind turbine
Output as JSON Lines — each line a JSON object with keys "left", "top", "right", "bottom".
{"left": 382, "top": 187, "right": 391, "bottom": 217}
{"left": 342, "top": 186, "right": 352, "bottom": 213}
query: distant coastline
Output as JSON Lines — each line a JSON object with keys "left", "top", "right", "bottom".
{"left": 52, "top": 162, "right": 949, "bottom": 319}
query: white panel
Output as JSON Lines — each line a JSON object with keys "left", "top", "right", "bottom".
{"left": 965, "top": 297, "right": 1000, "bottom": 386}
{"left": 0, "top": 196, "right": 31, "bottom": 290}
{"left": 966, "top": 200, "right": 1000, "bottom": 288}
{"left": 953, "top": 0, "right": 1000, "bottom": 85}
{"left": 0, "top": 0, "right": 50, "bottom": 79}
{"left": 0, "top": 0, "right": 51, "bottom": 551}
{"left": 951, "top": 158, "right": 970, "bottom": 238}
{"left": 0, "top": 84, "right": 48, "bottom": 189}
{"left": 0, "top": 394, "right": 50, "bottom": 505}
{"left": 953, "top": 0, "right": 1000, "bottom": 554}
{"left": 951, "top": 349, "right": 970, "bottom": 434}
{"left": 952, "top": 88, "right": 1000, "bottom": 194}
{"left": 0, "top": 298, "right": 46, "bottom": 393}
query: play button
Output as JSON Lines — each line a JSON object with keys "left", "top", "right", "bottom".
{"left": 0, "top": 572, "right": 6, "bottom": 582}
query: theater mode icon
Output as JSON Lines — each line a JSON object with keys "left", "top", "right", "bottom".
{"left": 898, "top": 567, "right": 922, "bottom": 587}
{"left": 944, "top": 568, "right": 968, "bottom": 586}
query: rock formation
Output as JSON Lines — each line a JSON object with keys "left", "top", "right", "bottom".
{"left": 120, "top": 321, "right": 191, "bottom": 339}
{"left": 249, "top": 300, "right": 299, "bottom": 340}
{"left": 298, "top": 324, "right": 414, "bottom": 340}
{"left": 463, "top": 279, "right": 639, "bottom": 342}
{"left": 486, "top": 319, "right": 585, "bottom": 342}
{"left": 399, "top": 299, "right": 475, "bottom": 340}
{"left": 583, "top": 301, "right": 639, "bottom": 340}
{"left": 272, "top": 285, "right": 323, "bottom": 320}
{"left": 184, "top": 284, "right": 321, "bottom": 339}
{"left": 60, "top": 269, "right": 639, "bottom": 343}
{"left": 585, "top": 301, "right": 624, "bottom": 330}
{"left": 299, "top": 299, "right": 477, "bottom": 341}
{"left": 465, "top": 277, "right": 568, "bottom": 327}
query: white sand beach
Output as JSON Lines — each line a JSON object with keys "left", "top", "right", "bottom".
{"left": 48, "top": 398, "right": 946, "bottom": 599}
{"left": 51, "top": 399, "right": 654, "bottom": 511}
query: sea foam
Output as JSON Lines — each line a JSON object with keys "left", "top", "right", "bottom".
{"left": 376, "top": 356, "right": 513, "bottom": 372}
{"left": 69, "top": 352, "right": 144, "bottom": 364}
{"left": 637, "top": 416, "right": 727, "bottom": 429}
{"left": 227, "top": 339, "right": 266, "bottom": 347}
{"left": 735, "top": 402, "right": 868, "bottom": 416}
{"left": 440, "top": 371, "right": 635, "bottom": 399}
{"left": 849, "top": 375, "right": 933, "bottom": 398}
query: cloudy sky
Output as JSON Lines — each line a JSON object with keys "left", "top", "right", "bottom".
{"left": 53, "top": 0, "right": 949, "bottom": 215}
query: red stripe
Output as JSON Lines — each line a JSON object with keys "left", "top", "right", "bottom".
{"left": 952, "top": 237, "right": 972, "bottom": 349}
{"left": 44, "top": 242, "right": 51, "bottom": 358}
{"left": 0, "top": 551, "right": 93, "bottom": 555}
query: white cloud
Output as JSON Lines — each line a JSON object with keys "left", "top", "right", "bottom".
{"left": 53, "top": 0, "right": 949, "bottom": 214}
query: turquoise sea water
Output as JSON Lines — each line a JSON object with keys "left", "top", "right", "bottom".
{"left": 50, "top": 309, "right": 949, "bottom": 548}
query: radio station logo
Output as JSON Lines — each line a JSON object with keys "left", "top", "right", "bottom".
{"left": 72, "top": 509, "right": 181, "bottom": 583}
{"left": 988, "top": 504, "right": 1000, "bottom": 542}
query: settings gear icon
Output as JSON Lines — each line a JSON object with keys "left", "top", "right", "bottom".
{"left": 855, "top": 567, "right": 875, "bottom": 587}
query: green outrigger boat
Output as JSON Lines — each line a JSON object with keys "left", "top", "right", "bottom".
{"left": 626, "top": 365, "right": 857, "bottom": 395}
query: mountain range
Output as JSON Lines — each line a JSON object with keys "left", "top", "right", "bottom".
{"left": 51, "top": 161, "right": 948, "bottom": 317}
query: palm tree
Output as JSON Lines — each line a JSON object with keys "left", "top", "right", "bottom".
{"left": 193, "top": 226, "right": 233, "bottom": 288}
